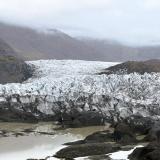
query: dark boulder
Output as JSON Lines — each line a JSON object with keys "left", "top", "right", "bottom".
{"left": 59, "top": 111, "right": 104, "bottom": 127}
{"left": 65, "top": 130, "right": 114, "bottom": 145}
{"left": 129, "top": 142, "right": 160, "bottom": 160}
{"left": 88, "top": 155, "right": 112, "bottom": 160}
{"left": 124, "top": 115, "right": 154, "bottom": 134}
{"left": 65, "top": 123, "right": 138, "bottom": 146}
{"left": 85, "top": 130, "right": 113, "bottom": 143}
{"left": 145, "top": 121, "right": 160, "bottom": 142}
{"left": 113, "top": 123, "right": 137, "bottom": 144}
{"left": 0, "top": 107, "right": 38, "bottom": 123}
{"left": 55, "top": 143, "right": 120, "bottom": 159}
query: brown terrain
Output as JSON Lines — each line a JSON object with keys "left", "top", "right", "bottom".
{"left": 102, "top": 59, "right": 160, "bottom": 74}
{"left": 0, "top": 38, "right": 33, "bottom": 84}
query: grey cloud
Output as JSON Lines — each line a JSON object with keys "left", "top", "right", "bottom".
{"left": 0, "top": 0, "right": 160, "bottom": 45}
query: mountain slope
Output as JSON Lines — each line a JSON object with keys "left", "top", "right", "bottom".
{"left": 82, "top": 39, "right": 160, "bottom": 61}
{"left": 1, "top": 22, "right": 160, "bottom": 61}
{"left": 0, "top": 23, "right": 97, "bottom": 60}
{"left": 0, "top": 38, "right": 17, "bottom": 56}
{"left": 101, "top": 59, "right": 160, "bottom": 74}
{"left": 0, "top": 39, "right": 33, "bottom": 84}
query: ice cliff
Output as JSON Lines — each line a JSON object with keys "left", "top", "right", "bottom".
{"left": 0, "top": 60, "right": 160, "bottom": 123}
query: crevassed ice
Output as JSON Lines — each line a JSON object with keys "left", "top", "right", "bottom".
{"left": 0, "top": 60, "right": 160, "bottom": 106}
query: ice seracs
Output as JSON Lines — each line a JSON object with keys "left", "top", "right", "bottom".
{"left": 0, "top": 60, "right": 160, "bottom": 122}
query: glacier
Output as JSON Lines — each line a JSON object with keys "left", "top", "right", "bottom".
{"left": 0, "top": 60, "right": 160, "bottom": 123}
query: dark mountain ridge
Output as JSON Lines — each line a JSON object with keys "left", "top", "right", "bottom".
{"left": 0, "top": 22, "right": 160, "bottom": 61}
{"left": 0, "top": 23, "right": 97, "bottom": 60}
{"left": 102, "top": 59, "right": 160, "bottom": 74}
{"left": 0, "top": 38, "right": 33, "bottom": 84}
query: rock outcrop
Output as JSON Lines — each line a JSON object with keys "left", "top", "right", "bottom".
{"left": 55, "top": 143, "right": 120, "bottom": 159}
{"left": 101, "top": 59, "right": 160, "bottom": 74}
{"left": 129, "top": 142, "right": 160, "bottom": 160}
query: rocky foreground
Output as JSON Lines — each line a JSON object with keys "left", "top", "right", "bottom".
{"left": 54, "top": 118, "right": 160, "bottom": 160}
{"left": 25, "top": 116, "right": 160, "bottom": 160}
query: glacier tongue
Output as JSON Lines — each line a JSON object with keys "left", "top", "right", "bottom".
{"left": 0, "top": 60, "right": 118, "bottom": 97}
{"left": 0, "top": 60, "right": 160, "bottom": 123}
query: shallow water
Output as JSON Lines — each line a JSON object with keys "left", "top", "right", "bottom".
{"left": 0, "top": 122, "right": 108, "bottom": 160}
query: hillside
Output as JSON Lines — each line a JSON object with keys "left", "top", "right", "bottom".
{"left": 0, "top": 39, "right": 33, "bottom": 84}
{"left": 0, "top": 38, "right": 17, "bottom": 56}
{"left": 1, "top": 23, "right": 160, "bottom": 61}
{"left": 102, "top": 59, "right": 160, "bottom": 74}
{"left": 0, "top": 23, "right": 97, "bottom": 60}
{"left": 83, "top": 39, "right": 160, "bottom": 61}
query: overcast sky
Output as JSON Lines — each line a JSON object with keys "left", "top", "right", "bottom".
{"left": 0, "top": 0, "right": 160, "bottom": 45}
